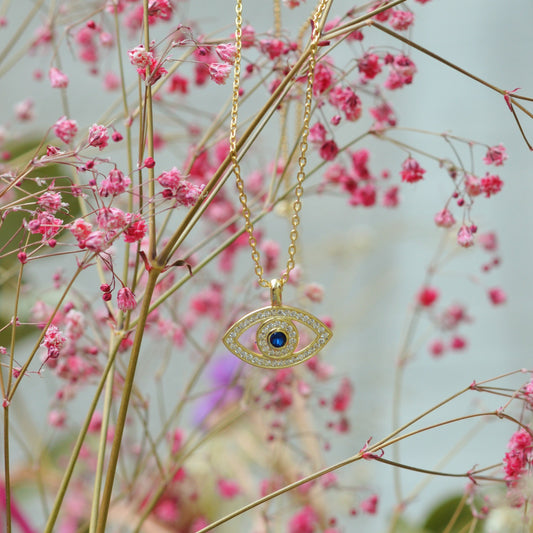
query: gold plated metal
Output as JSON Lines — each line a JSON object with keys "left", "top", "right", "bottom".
{"left": 222, "top": 302, "right": 332, "bottom": 369}
{"left": 224, "top": 0, "right": 332, "bottom": 368}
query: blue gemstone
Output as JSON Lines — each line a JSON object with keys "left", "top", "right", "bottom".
{"left": 269, "top": 331, "right": 287, "bottom": 348}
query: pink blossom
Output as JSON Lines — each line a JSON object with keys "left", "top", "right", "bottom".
{"left": 259, "top": 38, "right": 285, "bottom": 60}
{"left": 167, "top": 73, "right": 189, "bottom": 94}
{"left": 288, "top": 505, "right": 319, "bottom": 533}
{"left": 450, "top": 335, "right": 467, "bottom": 350}
{"left": 478, "top": 232, "right": 498, "bottom": 251}
{"left": 309, "top": 122, "right": 327, "bottom": 144}
{"left": 417, "top": 286, "right": 439, "bottom": 307}
{"left": 97, "top": 206, "right": 127, "bottom": 233}
{"left": 88, "top": 124, "right": 109, "bottom": 150}
{"left": 340, "top": 87, "right": 362, "bottom": 121}
{"left": 69, "top": 218, "right": 93, "bottom": 243}
{"left": 28, "top": 212, "right": 62, "bottom": 239}
{"left": 123, "top": 214, "right": 147, "bottom": 243}
{"left": 400, "top": 157, "right": 425, "bottom": 183}
{"left": 389, "top": 10, "right": 415, "bottom": 31}
{"left": 49, "top": 410, "right": 66, "bottom": 428}
{"left": 350, "top": 183, "right": 377, "bottom": 207}
{"left": 457, "top": 225, "right": 475, "bottom": 248}
{"left": 241, "top": 25, "right": 256, "bottom": 48}
{"left": 331, "top": 378, "right": 353, "bottom": 412}
{"left": 428, "top": 339, "right": 445, "bottom": 357}
{"left": 38, "top": 191, "right": 63, "bottom": 213}
{"left": 53, "top": 116, "right": 78, "bottom": 143}
{"left": 304, "top": 283, "right": 324, "bottom": 303}
{"left": 128, "top": 44, "right": 151, "bottom": 68}
{"left": 261, "top": 240, "right": 280, "bottom": 272}
{"left": 117, "top": 287, "right": 137, "bottom": 311}
{"left": 157, "top": 167, "right": 183, "bottom": 191}
{"left": 176, "top": 180, "right": 204, "bottom": 207}
{"left": 215, "top": 43, "right": 237, "bottom": 64}
{"left": 385, "top": 54, "right": 416, "bottom": 89}
{"left": 382, "top": 185, "right": 399, "bottom": 207}
{"left": 358, "top": 53, "right": 382, "bottom": 80}
{"left": 217, "top": 478, "right": 241, "bottom": 499}
{"left": 49, "top": 67, "right": 69, "bottom": 88}
{"left": 480, "top": 173, "right": 503, "bottom": 198}
{"left": 99, "top": 168, "right": 131, "bottom": 196}
{"left": 503, "top": 428, "right": 533, "bottom": 482}
{"left": 319, "top": 140, "right": 339, "bottom": 161}
{"left": 488, "top": 287, "right": 506, "bottom": 305}
{"left": 208, "top": 62, "right": 232, "bottom": 85}
{"left": 360, "top": 494, "right": 379, "bottom": 514}
{"left": 148, "top": 0, "right": 173, "bottom": 20}
{"left": 370, "top": 101, "right": 397, "bottom": 129}
{"left": 434, "top": 208, "right": 456, "bottom": 228}
{"left": 84, "top": 230, "right": 108, "bottom": 252}
{"left": 15, "top": 99, "right": 34, "bottom": 121}
{"left": 42, "top": 325, "right": 66, "bottom": 359}
{"left": 464, "top": 174, "right": 481, "bottom": 196}
{"left": 313, "top": 63, "right": 334, "bottom": 95}
{"left": 483, "top": 144, "right": 508, "bottom": 166}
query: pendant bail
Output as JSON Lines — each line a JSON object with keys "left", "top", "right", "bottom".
{"left": 270, "top": 279, "right": 283, "bottom": 307}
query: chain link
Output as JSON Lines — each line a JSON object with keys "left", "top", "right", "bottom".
{"left": 230, "top": 0, "right": 328, "bottom": 288}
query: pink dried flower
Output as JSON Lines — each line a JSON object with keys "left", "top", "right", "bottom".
{"left": 457, "top": 225, "right": 475, "bottom": 248}
{"left": 478, "top": 231, "right": 498, "bottom": 251}
{"left": 382, "top": 185, "right": 400, "bottom": 207}
{"left": 304, "top": 283, "right": 324, "bottom": 303}
{"left": 38, "top": 191, "right": 63, "bottom": 213}
{"left": 488, "top": 287, "right": 506, "bottom": 305}
{"left": 88, "top": 124, "right": 109, "bottom": 150}
{"left": 360, "top": 494, "right": 379, "bottom": 514}
{"left": 217, "top": 479, "right": 241, "bottom": 499}
{"left": 417, "top": 286, "right": 439, "bottom": 307}
{"left": 400, "top": 157, "right": 425, "bottom": 183}
{"left": 331, "top": 378, "right": 353, "bottom": 412}
{"left": 128, "top": 44, "right": 151, "bottom": 68}
{"left": 464, "top": 174, "right": 481, "bottom": 196}
{"left": 389, "top": 10, "right": 415, "bottom": 31}
{"left": 123, "top": 214, "right": 147, "bottom": 243}
{"left": 259, "top": 38, "right": 285, "bottom": 60}
{"left": 483, "top": 144, "right": 508, "bottom": 166}
{"left": 288, "top": 505, "right": 319, "bottom": 533}
{"left": 215, "top": 43, "right": 237, "bottom": 64}
{"left": 49, "top": 67, "right": 69, "bottom": 88}
{"left": 84, "top": 230, "right": 108, "bottom": 252}
{"left": 358, "top": 53, "right": 382, "bottom": 80}
{"left": 480, "top": 173, "right": 503, "bottom": 198}
{"left": 208, "top": 62, "right": 232, "bottom": 85}
{"left": 428, "top": 339, "right": 445, "bottom": 357}
{"left": 69, "top": 218, "right": 93, "bottom": 243}
{"left": 319, "top": 139, "right": 339, "bottom": 161}
{"left": 99, "top": 168, "right": 131, "bottom": 196}
{"left": 309, "top": 122, "right": 327, "bottom": 144}
{"left": 434, "top": 208, "right": 456, "bottom": 228}
{"left": 42, "top": 325, "right": 66, "bottom": 359}
{"left": 117, "top": 287, "right": 137, "bottom": 311}
{"left": 176, "top": 180, "right": 204, "bottom": 207}
{"left": 53, "top": 116, "right": 78, "bottom": 143}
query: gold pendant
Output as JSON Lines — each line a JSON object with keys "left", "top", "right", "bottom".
{"left": 223, "top": 279, "right": 332, "bottom": 369}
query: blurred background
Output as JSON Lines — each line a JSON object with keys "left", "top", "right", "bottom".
{"left": 1, "top": 0, "right": 533, "bottom": 531}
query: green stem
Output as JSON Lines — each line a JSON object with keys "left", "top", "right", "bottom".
{"left": 94, "top": 267, "right": 161, "bottom": 533}
{"left": 88, "top": 340, "right": 117, "bottom": 533}
{"left": 3, "top": 406, "right": 11, "bottom": 533}
{"left": 43, "top": 341, "right": 123, "bottom": 532}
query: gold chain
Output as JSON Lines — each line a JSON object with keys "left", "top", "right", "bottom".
{"left": 230, "top": 0, "right": 328, "bottom": 288}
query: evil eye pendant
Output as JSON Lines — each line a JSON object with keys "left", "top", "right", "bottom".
{"left": 223, "top": 279, "right": 332, "bottom": 369}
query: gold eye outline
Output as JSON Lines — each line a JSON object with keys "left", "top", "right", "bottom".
{"left": 223, "top": 305, "right": 332, "bottom": 369}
